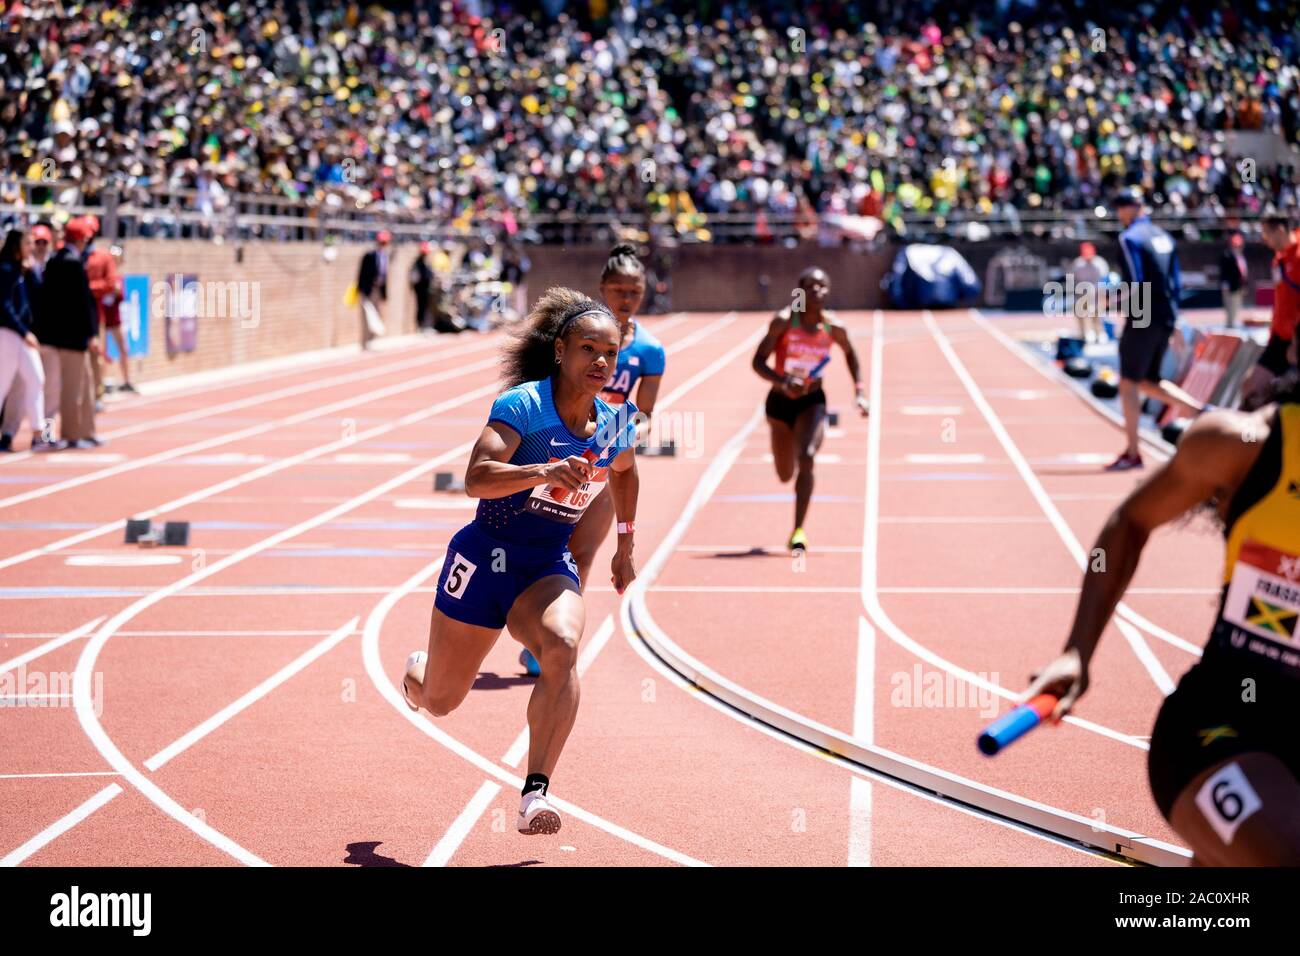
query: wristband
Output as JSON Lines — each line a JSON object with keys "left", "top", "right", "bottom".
{"left": 616, "top": 521, "right": 636, "bottom": 534}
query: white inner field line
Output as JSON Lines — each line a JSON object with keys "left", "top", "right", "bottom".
{"left": 921, "top": 310, "right": 1177, "bottom": 695}
{"left": 423, "top": 615, "right": 616, "bottom": 867}
{"left": 0, "top": 617, "right": 356, "bottom": 867}
{"left": 6, "top": 315, "right": 738, "bottom": 868}
{"left": 0, "top": 311, "right": 731, "bottom": 575}
{"left": 360, "top": 560, "right": 706, "bottom": 867}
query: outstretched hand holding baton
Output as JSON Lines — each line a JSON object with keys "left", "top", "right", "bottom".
{"left": 978, "top": 647, "right": 1089, "bottom": 755}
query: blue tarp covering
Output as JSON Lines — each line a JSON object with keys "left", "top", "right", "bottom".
{"left": 888, "top": 244, "right": 982, "bottom": 308}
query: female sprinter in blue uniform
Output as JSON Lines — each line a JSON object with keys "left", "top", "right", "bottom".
{"left": 401, "top": 288, "right": 640, "bottom": 835}
{"left": 520, "top": 244, "right": 665, "bottom": 676}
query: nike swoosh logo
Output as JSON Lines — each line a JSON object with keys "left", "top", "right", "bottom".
{"left": 550, "top": 438, "right": 570, "bottom": 447}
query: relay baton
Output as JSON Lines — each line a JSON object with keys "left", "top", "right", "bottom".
{"left": 977, "top": 694, "right": 1059, "bottom": 756}
{"left": 550, "top": 447, "right": 600, "bottom": 503}
{"left": 808, "top": 354, "right": 832, "bottom": 379}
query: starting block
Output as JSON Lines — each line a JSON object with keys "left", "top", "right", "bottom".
{"left": 434, "top": 471, "right": 466, "bottom": 492}
{"left": 636, "top": 440, "right": 677, "bottom": 458}
{"left": 827, "top": 410, "right": 840, "bottom": 427}
{"left": 124, "top": 519, "right": 190, "bottom": 547}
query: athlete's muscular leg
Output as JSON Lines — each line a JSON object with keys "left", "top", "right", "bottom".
{"left": 507, "top": 575, "right": 585, "bottom": 779}
{"left": 768, "top": 418, "right": 796, "bottom": 483}
{"left": 405, "top": 607, "right": 500, "bottom": 716}
{"left": 1169, "top": 752, "right": 1300, "bottom": 866}
{"left": 791, "top": 403, "right": 826, "bottom": 530}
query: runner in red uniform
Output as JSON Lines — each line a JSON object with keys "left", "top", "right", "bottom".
{"left": 751, "top": 268, "right": 869, "bottom": 552}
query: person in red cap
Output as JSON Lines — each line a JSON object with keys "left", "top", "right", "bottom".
{"left": 32, "top": 216, "right": 101, "bottom": 448}
{"left": 1070, "top": 240, "right": 1110, "bottom": 343}
{"left": 409, "top": 240, "right": 435, "bottom": 332}
{"left": 356, "top": 230, "right": 391, "bottom": 350}
{"left": 82, "top": 216, "right": 133, "bottom": 394}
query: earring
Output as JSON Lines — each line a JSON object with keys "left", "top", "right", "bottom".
{"left": 555, "top": 354, "right": 561, "bottom": 364}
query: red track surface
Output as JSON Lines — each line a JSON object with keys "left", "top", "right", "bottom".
{"left": 0, "top": 309, "right": 1216, "bottom": 866}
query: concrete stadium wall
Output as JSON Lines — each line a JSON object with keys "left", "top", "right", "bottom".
{"left": 113, "top": 239, "right": 421, "bottom": 383}
{"left": 108, "top": 238, "right": 1269, "bottom": 385}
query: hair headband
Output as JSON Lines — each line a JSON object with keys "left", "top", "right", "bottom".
{"left": 556, "top": 306, "right": 608, "bottom": 340}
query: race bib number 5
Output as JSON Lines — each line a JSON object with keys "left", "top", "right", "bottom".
{"left": 442, "top": 552, "right": 478, "bottom": 599}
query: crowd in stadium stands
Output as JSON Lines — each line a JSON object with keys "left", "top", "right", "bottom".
{"left": 1, "top": 1, "right": 1298, "bottom": 239}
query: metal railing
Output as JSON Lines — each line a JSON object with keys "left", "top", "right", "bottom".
{"left": 1, "top": 177, "right": 1290, "bottom": 245}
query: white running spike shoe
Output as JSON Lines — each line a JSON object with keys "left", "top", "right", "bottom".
{"left": 517, "top": 789, "right": 562, "bottom": 835}
{"left": 402, "top": 650, "right": 427, "bottom": 712}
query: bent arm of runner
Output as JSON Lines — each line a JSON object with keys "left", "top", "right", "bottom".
{"left": 830, "top": 321, "right": 869, "bottom": 415}
{"left": 607, "top": 446, "right": 639, "bottom": 592}
{"left": 752, "top": 315, "right": 798, "bottom": 393}
{"left": 1025, "top": 411, "right": 1266, "bottom": 719}
{"left": 464, "top": 422, "right": 592, "bottom": 498}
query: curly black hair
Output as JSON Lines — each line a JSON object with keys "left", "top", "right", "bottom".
{"left": 500, "top": 286, "right": 614, "bottom": 388}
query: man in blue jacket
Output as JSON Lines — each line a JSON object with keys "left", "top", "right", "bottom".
{"left": 1108, "top": 188, "right": 1204, "bottom": 470}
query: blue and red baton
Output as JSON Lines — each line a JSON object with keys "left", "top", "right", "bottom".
{"left": 977, "top": 694, "right": 1059, "bottom": 756}
{"left": 807, "top": 354, "right": 831, "bottom": 379}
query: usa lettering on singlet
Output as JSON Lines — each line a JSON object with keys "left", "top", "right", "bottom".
{"left": 479, "top": 378, "right": 639, "bottom": 546}
{"left": 600, "top": 322, "right": 665, "bottom": 405}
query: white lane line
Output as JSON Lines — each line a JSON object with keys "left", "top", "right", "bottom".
{"left": 674, "top": 544, "right": 864, "bottom": 553}
{"left": 0, "top": 313, "right": 720, "bottom": 572}
{"left": 878, "top": 516, "right": 1047, "bottom": 524}
{"left": 0, "top": 771, "right": 121, "bottom": 780}
{"left": 921, "top": 310, "right": 1175, "bottom": 693}
{"left": 863, "top": 312, "right": 1151, "bottom": 751}
{"left": 144, "top": 618, "right": 358, "bottom": 771}
{"left": 3, "top": 616, "right": 357, "bottom": 866}
{"left": 877, "top": 586, "right": 1219, "bottom": 596}
{"left": 0, "top": 377, "right": 500, "bottom": 574}
{"left": 0, "top": 784, "right": 123, "bottom": 867}
{"left": 900, "top": 406, "right": 964, "bottom": 415}
{"left": 65, "top": 439, "right": 482, "bottom": 866}
{"left": 426, "top": 614, "right": 616, "bottom": 866}
{"left": 360, "top": 560, "right": 707, "bottom": 868}
{"left": 0, "top": 618, "right": 103, "bottom": 676}
{"left": 0, "top": 335, "right": 496, "bottom": 466}
{"left": 0, "top": 694, "right": 73, "bottom": 702}
{"left": 662, "top": 312, "right": 736, "bottom": 356}
{"left": 620, "top": 392, "right": 1157, "bottom": 863}
{"left": 424, "top": 782, "right": 503, "bottom": 868}
{"left": 848, "top": 616, "right": 875, "bottom": 867}
{"left": 966, "top": 310, "right": 1195, "bottom": 655}
{"left": 0, "top": 350, "right": 502, "bottom": 512}
{"left": 902, "top": 454, "right": 987, "bottom": 464}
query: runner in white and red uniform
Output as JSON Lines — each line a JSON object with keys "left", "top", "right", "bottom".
{"left": 751, "top": 267, "right": 869, "bottom": 552}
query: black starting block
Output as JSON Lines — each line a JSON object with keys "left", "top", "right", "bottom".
{"left": 124, "top": 518, "right": 189, "bottom": 546}
{"left": 636, "top": 440, "right": 677, "bottom": 458}
{"left": 827, "top": 410, "right": 840, "bottom": 427}
{"left": 434, "top": 471, "right": 466, "bottom": 492}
